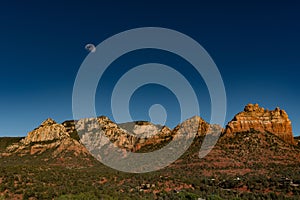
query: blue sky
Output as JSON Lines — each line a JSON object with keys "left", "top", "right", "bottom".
{"left": 0, "top": 0, "right": 299, "bottom": 136}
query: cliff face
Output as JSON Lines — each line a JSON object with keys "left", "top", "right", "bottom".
{"left": 224, "top": 104, "right": 295, "bottom": 144}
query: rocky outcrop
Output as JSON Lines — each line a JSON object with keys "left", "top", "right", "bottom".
{"left": 21, "top": 118, "right": 69, "bottom": 145}
{"left": 119, "top": 121, "right": 164, "bottom": 137}
{"left": 224, "top": 103, "right": 295, "bottom": 144}
{"left": 173, "top": 116, "right": 223, "bottom": 138}
{"left": 76, "top": 116, "right": 137, "bottom": 153}
{"left": 5, "top": 119, "right": 92, "bottom": 166}
{"left": 74, "top": 117, "right": 173, "bottom": 153}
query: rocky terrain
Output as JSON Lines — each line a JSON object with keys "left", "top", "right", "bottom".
{"left": 0, "top": 103, "right": 300, "bottom": 199}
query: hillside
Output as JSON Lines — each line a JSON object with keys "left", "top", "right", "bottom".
{"left": 0, "top": 104, "right": 300, "bottom": 199}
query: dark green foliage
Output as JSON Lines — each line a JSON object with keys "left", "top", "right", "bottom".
{"left": 0, "top": 137, "right": 23, "bottom": 152}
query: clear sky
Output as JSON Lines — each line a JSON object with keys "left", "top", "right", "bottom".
{"left": 0, "top": 0, "right": 299, "bottom": 136}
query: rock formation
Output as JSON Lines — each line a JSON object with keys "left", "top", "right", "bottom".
{"left": 75, "top": 116, "right": 137, "bottom": 154}
{"left": 72, "top": 116, "right": 173, "bottom": 154}
{"left": 21, "top": 118, "right": 69, "bottom": 145}
{"left": 4, "top": 103, "right": 295, "bottom": 163}
{"left": 5, "top": 118, "right": 92, "bottom": 166}
{"left": 172, "top": 116, "right": 223, "bottom": 138}
{"left": 74, "top": 115, "right": 223, "bottom": 155}
{"left": 224, "top": 103, "right": 295, "bottom": 144}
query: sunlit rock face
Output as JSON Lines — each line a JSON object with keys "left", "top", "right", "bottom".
{"left": 21, "top": 118, "right": 69, "bottom": 145}
{"left": 224, "top": 103, "right": 295, "bottom": 144}
{"left": 5, "top": 118, "right": 91, "bottom": 164}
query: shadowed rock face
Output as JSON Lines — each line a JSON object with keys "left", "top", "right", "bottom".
{"left": 224, "top": 103, "right": 295, "bottom": 144}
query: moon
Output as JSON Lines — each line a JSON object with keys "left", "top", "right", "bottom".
{"left": 85, "top": 44, "right": 96, "bottom": 53}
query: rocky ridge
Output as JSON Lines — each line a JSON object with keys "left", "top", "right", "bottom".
{"left": 63, "top": 116, "right": 221, "bottom": 156}
{"left": 2, "top": 103, "right": 297, "bottom": 163}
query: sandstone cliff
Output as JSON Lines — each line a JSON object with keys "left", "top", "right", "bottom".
{"left": 224, "top": 103, "right": 295, "bottom": 144}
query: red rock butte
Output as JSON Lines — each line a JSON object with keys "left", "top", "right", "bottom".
{"left": 224, "top": 103, "right": 295, "bottom": 145}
